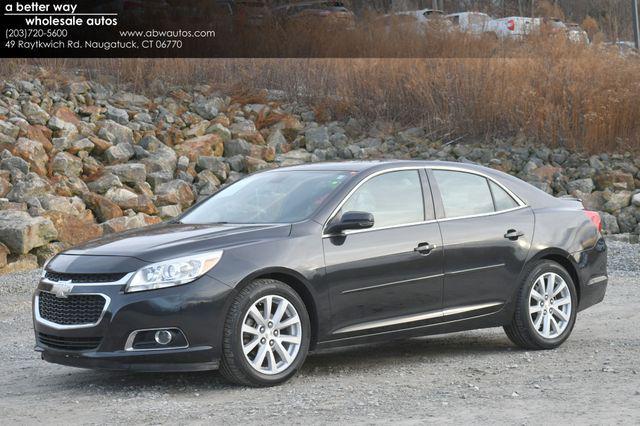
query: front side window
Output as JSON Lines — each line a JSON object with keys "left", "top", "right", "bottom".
{"left": 432, "top": 170, "right": 494, "bottom": 218}
{"left": 181, "top": 170, "right": 353, "bottom": 224}
{"left": 340, "top": 170, "right": 424, "bottom": 229}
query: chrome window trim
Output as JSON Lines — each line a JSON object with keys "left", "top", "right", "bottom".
{"left": 34, "top": 291, "right": 110, "bottom": 330}
{"left": 435, "top": 205, "right": 528, "bottom": 223}
{"left": 322, "top": 219, "right": 438, "bottom": 238}
{"left": 124, "top": 328, "right": 190, "bottom": 352}
{"left": 428, "top": 164, "right": 527, "bottom": 208}
{"left": 333, "top": 301, "right": 502, "bottom": 334}
{"left": 322, "top": 164, "right": 530, "bottom": 238}
{"left": 41, "top": 272, "right": 134, "bottom": 287}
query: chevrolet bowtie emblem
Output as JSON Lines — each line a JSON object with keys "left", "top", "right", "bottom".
{"left": 51, "top": 280, "right": 74, "bottom": 298}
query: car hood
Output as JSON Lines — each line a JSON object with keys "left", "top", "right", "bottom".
{"left": 64, "top": 222, "right": 292, "bottom": 262}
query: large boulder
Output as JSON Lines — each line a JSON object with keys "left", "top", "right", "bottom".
{"left": 42, "top": 211, "right": 103, "bottom": 246}
{"left": 105, "top": 105, "right": 129, "bottom": 124}
{"left": 594, "top": 171, "right": 635, "bottom": 191}
{"left": 0, "top": 120, "right": 20, "bottom": 141}
{"left": 101, "top": 213, "right": 161, "bottom": 234}
{"left": 196, "top": 156, "right": 228, "bottom": 181}
{"left": 155, "top": 179, "right": 195, "bottom": 208}
{"left": 22, "top": 102, "right": 50, "bottom": 125}
{"left": 105, "top": 187, "right": 157, "bottom": 215}
{"left": 601, "top": 212, "right": 620, "bottom": 234}
{"left": 207, "top": 123, "right": 232, "bottom": 142}
{"left": 566, "top": 178, "right": 595, "bottom": 194}
{"left": 106, "top": 163, "right": 147, "bottom": 186}
{"left": 13, "top": 138, "right": 48, "bottom": 176}
{"left": 0, "top": 176, "right": 12, "bottom": 197}
{"left": 1, "top": 155, "right": 30, "bottom": 175}
{"left": 224, "top": 138, "right": 253, "bottom": 157}
{"left": 98, "top": 120, "right": 134, "bottom": 145}
{"left": 0, "top": 210, "right": 57, "bottom": 254}
{"left": 86, "top": 173, "right": 123, "bottom": 194}
{"left": 603, "top": 191, "right": 631, "bottom": 213}
{"left": 51, "top": 152, "right": 83, "bottom": 177}
{"left": 6, "top": 172, "right": 49, "bottom": 202}
{"left": 82, "top": 192, "right": 124, "bottom": 222}
{"left": 175, "top": 134, "right": 224, "bottom": 161}
{"left": 617, "top": 207, "right": 640, "bottom": 234}
{"left": 138, "top": 135, "right": 177, "bottom": 174}
{"left": 304, "top": 126, "right": 331, "bottom": 151}
{"left": 104, "top": 143, "right": 135, "bottom": 164}
{"left": 193, "top": 97, "right": 224, "bottom": 120}
{"left": 38, "top": 195, "right": 86, "bottom": 216}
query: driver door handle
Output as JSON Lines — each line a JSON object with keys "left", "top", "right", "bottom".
{"left": 414, "top": 242, "right": 437, "bottom": 255}
{"left": 504, "top": 229, "right": 524, "bottom": 240}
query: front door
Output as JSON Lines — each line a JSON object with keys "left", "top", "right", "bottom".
{"left": 322, "top": 169, "right": 444, "bottom": 337}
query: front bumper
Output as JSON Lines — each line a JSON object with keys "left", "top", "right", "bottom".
{"left": 33, "top": 272, "right": 233, "bottom": 372}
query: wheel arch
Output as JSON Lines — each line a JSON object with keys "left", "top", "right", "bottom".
{"left": 527, "top": 248, "right": 581, "bottom": 303}
{"left": 234, "top": 267, "right": 320, "bottom": 350}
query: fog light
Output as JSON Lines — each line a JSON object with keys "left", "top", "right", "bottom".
{"left": 154, "top": 330, "right": 172, "bottom": 345}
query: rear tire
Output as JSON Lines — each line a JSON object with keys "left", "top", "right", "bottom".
{"left": 504, "top": 260, "right": 578, "bottom": 350}
{"left": 220, "top": 279, "right": 311, "bottom": 386}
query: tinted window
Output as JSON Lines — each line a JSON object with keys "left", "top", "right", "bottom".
{"left": 433, "top": 170, "right": 494, "bottom": 218}
{"left": 489, "top": 181, "right": 519, "bottom": 211}
{"left": 341, "top": 170, "right": 424, "bottom": 229}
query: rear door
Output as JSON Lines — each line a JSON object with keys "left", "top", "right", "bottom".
{"left": 323, "top": 169, "right": 444, "bottom": 336}
{"left": 428, "top": 168, "right": 534, "bottom": 312}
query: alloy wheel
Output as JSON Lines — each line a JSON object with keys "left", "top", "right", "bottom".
{"left": 241, "top": 295, "right": 302, "bottom": 375}
{"left": 528, "top": 272, "right": 572, "bottom": 339}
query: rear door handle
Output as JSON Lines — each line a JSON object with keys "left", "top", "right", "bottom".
{"left": 414, "top": 242, "right": 437, "bottom": 255}
{"left": 504, "top": 229, "right": 524, "bottom": 240}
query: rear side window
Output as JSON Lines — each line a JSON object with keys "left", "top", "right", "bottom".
{"left": 341, "top": 170, "right": 424, "bottom": 229}
{"left": 489, "top": 181, "right": 519, "bottom": 211}
{"left": 432, "top": 170, "right": 494, "bottom": 218}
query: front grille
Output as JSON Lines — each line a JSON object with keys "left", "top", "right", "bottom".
{"left": 44, "top": 271, "right": 127, "bottom": 283}
{"left": 38, "top": 292, "right": 106, "bottom": 326}
{"left": 38, "top": 332, "right": 102, "bottom": 351}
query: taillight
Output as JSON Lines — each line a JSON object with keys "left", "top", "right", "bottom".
{"left": 584, "top": 210, "right": 602, "bottom": 232}
{"left": 507, "top": 19, "right": 515, "bottom": 31}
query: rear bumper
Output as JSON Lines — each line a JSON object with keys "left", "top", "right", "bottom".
{"left": 33, "top": 273, "right": 233, "bottom": 372}
{"left": 573, "top": 237, "right": 608, "bottom": 312}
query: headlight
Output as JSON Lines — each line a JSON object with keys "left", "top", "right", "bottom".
{"left": 125, "top": 250, "right": 223, "bottom": 293}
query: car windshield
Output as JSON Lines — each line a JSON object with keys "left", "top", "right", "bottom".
{"left": 180, "top": 170, "right": 353, "bottom": 224}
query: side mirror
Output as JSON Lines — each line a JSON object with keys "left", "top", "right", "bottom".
{"left": 327, "top": 211, "right": 374, "bottom": 234}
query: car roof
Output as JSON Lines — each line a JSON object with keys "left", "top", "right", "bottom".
{"left": 272, "top": 160, "right": 561, "bottom": 208}
{"left": 273, "top": 160, "right": 493, "bottom": 173}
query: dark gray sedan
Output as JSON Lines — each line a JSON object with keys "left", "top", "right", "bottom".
{"left": 34, "top": 161, "right": 607, "bottom": 386}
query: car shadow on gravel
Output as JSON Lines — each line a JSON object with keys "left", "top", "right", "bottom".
{"left": 303, "top": 332, "right": 514, "bottom": 372}
{"left": 41, "top": 331, "right": 514, "bottom": 391}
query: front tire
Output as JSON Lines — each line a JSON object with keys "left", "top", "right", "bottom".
{"left": 220, "top": 279, "right": 311, "bottom": 386}
{"left": 504, "top": 260, "right": 578, "bottom": 350}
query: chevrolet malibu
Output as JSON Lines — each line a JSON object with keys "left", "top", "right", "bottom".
{"left": 33, "top": 161, "right": 607, "bottom": 386}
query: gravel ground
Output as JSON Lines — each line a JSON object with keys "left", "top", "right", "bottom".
{"left": 1, "top": 241, "right": 639, "bottom": 425}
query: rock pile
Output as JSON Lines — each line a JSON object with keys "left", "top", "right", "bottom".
{"left": 0, "top": 72, "right": 638, "bottom": 273}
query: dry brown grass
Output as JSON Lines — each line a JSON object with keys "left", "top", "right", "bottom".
{"left": 1, "top": 23, "right": 639, "bottom": 154}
